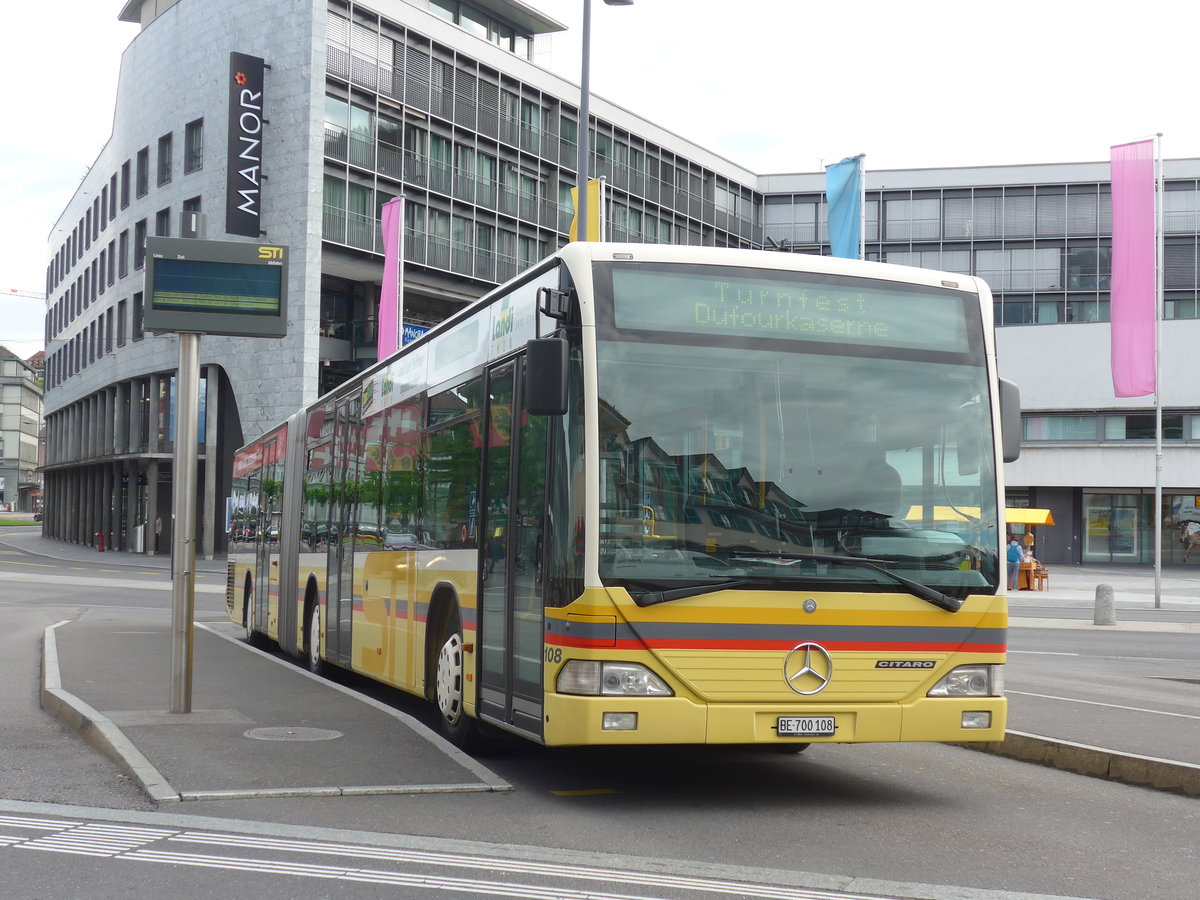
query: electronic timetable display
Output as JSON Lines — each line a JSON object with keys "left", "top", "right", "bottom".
{"left": 144, "top": 236, "right": 288, "bottom": 337}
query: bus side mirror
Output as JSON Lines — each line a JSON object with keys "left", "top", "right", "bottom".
{"left": 526, "top": 338, "right": 568, "bottom": 415}
{"left": 537, "top": 285, "right": 571, "bottom": 321}
{"left": 999, "top": 378, "right": 1021, "bottom": 463}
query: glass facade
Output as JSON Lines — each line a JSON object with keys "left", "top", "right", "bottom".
{"left": 1081, "top": 493, "right": 1200, "bottom": 564}
{"left": 766, "top": 179, "right": 1200, "bottom": 329}
{"left": 321, "top": 5, "right": 760, "bottom": 290}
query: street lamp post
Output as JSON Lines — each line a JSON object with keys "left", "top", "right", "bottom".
{"left": 576, "top": 0, "right": 632, "bottom": 241}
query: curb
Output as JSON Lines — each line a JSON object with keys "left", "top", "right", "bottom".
{"left": 39, "top": 622, "right": 180, "bottom": 804}
{"left": 958, "top": 731, "right": 1200, "bottom": 797}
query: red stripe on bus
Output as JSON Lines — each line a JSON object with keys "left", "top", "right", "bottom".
{"left": 547, "top": 635, "right": 1005, "bottom": 654}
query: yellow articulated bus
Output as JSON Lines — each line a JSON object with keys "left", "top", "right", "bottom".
{"left": 228, "top": 243, "right": 1021, "bottom": 750}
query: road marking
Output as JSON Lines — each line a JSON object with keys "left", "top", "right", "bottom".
{"left": 550, "top": 788, "right": 619, "bottom": 796}
{"left": 1008, "top": 689, "right": 1200, "bottom": 719}
{"left": 2, "top": 814, "right": 898, "bottom": 899}
{"left": 0, "top": 571, "right": 222, "bottom": 593}
{"left": 0, "top": 560, "right": 57, "bottom": 568}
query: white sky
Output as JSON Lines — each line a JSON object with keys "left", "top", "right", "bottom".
{"left": 2, "top": 0, "right": 1196, "bottom": 359}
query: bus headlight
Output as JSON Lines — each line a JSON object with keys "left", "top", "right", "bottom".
{"left": 557, "top": 660, "right": 673, "bottom": 696}
{"left": 927, "top": 665, "right": 1004, "bottom": 697}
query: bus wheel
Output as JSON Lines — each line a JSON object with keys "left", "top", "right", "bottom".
{"left": 306, "top": 602, "right": 326, "bottom": 676}
{"left": 243, "top": 578, "right": 264, "bottom": 648}
{"left": 434, "top": 615, "right": 478, "bottom": 749}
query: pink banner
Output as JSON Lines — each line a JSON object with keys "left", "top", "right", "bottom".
{"left": 1109, "top": 140, "right": 1156, "bottom": 397}
{"left": 377, "top": 196, "right": 404, "bottom": 360}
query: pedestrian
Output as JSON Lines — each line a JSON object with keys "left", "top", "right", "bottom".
{"left": 1007, "top": 537, "right": 1023, "bottom": 590}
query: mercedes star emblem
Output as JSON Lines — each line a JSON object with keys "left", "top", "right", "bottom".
{"left": 784, "top": 642, "right": 833, "bottom": 695}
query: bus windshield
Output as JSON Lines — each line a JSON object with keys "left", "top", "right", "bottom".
{"left": 592, "top": 262, "right": 1000, "bottom": 598}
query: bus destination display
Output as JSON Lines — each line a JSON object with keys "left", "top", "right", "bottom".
{"left": 610, "top": 266, "right": 969, "bottom": 353}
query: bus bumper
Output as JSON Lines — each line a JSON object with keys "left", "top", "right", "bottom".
{"left": 541, "top": 694, "right": 1007, "bottom": 746}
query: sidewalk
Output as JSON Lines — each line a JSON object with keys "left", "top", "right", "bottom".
{"left": 10, "top": 527, "right": 1198, "bottom": 800}
{"left": 1006, "top": 561, "right": 1200, "bottom": 614}
{"left": 0, "top": 525, "right": 227, "bottom": 576}
{"left": 40, "top": 611, "right": 510, "bottom": 804}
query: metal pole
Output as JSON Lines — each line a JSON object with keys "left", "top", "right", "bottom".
{"left": 859, "top": 153, "right": 866, "bottom": 260}
{"left": 170, "top": 331, "right": 200, "bottom": 713}
{"left": 576, "top": 0, "right": 592, "bottom": 241}
{"left": 1154, "top": 133, "right": 1164, "bottom": 609}
{"left": 397, "top": 194, "right": 406, "bottom": 350}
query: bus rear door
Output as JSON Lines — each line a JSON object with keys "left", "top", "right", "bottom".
{"left": 325, "top": 396, "right": 360, "bottom": 668}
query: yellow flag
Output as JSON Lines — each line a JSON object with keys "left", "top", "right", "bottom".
{"left": 568, "top": 179, "right": 602, "bottom": 241}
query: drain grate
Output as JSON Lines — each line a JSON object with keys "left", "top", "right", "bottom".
{"left": 243, "top": 726, "right": 343, "bottom": 742}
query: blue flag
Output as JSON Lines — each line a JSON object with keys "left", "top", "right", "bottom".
{"left": 826, "top": 156, "right": 863, "bottom": 259}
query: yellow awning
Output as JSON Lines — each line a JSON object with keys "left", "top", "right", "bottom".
{"left": 904, "top": 506, "right": 1055, "bottom": 526}
{"left": 906, "top": 505, "right": 979, "bottom": 523}
{"left": 1004, "top": 508, "right": 1055, "bottom": 526}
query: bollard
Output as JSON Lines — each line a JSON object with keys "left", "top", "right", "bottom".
{"left": 1094, "top": 583, "right": 1116, "bottom": 625}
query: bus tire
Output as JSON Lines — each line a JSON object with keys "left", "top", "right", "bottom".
{"left": 774, "top": 742, "right": 811, "bottom": 754}
{"left": 434, "top": 610, "right": 479, "bottom": 750}
{"left": 243, "top": 575, "right": 265, "bottom": 648}
{"left": 306, "top": 600, "right": 326, "bottom": 676}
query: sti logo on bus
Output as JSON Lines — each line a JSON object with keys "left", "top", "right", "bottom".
{"left": 258, "top": 246, "right": 284, "bottom": 261}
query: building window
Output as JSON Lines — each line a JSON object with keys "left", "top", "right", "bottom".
{"left": 181, "top": 196, "right": 202, "bottom": 236}
{"left": 428, "top": 0, "right": 455, "bottom": 22}
{"left": 976, "top": 248, "right": 1060, "bottom": 292}
{"left": 1023, "top": 415, "right": 1098, "bottom": 441}
{"left": 107, "top": 239, "right": 116, "bottom": 285}
{"left": 1066, "top": 246, "right": 1111, "bottom": 290}
{"left": 133, "top": 292, "right": 144, "bottom": 341}
{"left": 120, "top": 160, "right": 131, "bottom": 208}
{"left": 1106, "top": 414, "right": 1183, "bottom": 441}
{"left": 117, "top": 299, "right": 127, "bottom": 346}
{"left": 157, "top": 133, "right": 173, "bottom": 185}
{"left": 155, "top": 207, "right": 171, "bottom": 237}
{"left": 885, "top": 197, "right": 940, "bottom": 241}
{"left": 134, "top": 220, "right": 147, "bottom": 269}
{"left": 119, "top": 230, "right": 129, "bottom": 277}
{"left": 136, "top": 147, "right": 149, "bottom": 197}
{"left": 184, "top": 118, "right": 204, "bottom": 173}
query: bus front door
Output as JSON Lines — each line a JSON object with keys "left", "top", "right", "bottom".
{"left": 325, "top": 397, "right": 360, "bottom": 668}
{"left": 478, "top": 359, "right": 547, "bottom": 738}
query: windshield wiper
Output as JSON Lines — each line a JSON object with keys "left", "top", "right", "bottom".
{"left": 729, "top": 551, "right": 963, "bottom": 613}
{"left": 625, "top": 579, "right": 753, "bottom": 607}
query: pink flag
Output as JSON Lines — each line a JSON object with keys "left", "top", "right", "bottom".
{"left": 1109, "top": 140, "right": 1156, "bottom": 397}
{"left": 377, "top": 196, "right": 405, "bottom": 360}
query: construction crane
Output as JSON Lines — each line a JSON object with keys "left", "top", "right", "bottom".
{"left": 5, "top": 288, "right": 47, "bottom": 301}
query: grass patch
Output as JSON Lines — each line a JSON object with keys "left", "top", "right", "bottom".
{"left": 0, "top": 519, "right": 39, "bottom": 527}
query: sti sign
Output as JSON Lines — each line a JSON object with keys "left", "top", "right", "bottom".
{"left": 143, "top": 237, "right": 288, "bottom": 338}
